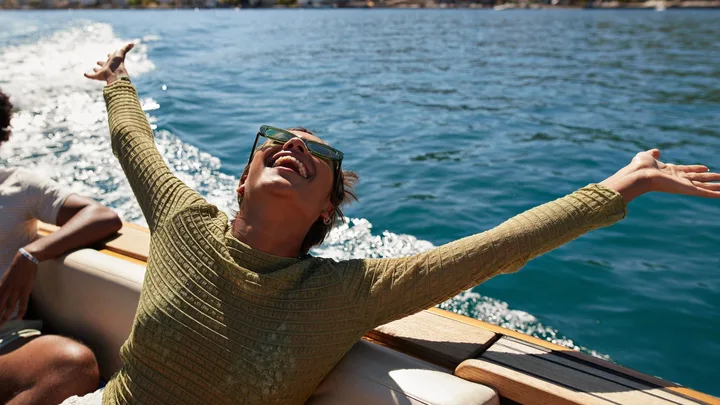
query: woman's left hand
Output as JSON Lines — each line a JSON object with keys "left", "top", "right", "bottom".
{"left": 600, "top": 149, "right": 720, "bottom": 203}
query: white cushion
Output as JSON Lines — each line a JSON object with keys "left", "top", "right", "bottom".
{"left": 308, "top": 340, "right": 499, "bottom": 405}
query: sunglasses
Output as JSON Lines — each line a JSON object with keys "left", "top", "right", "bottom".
{"left": 252, "top": 125, "right": 343, "bottom": 162}
{"left": 247, "top": 126, "right": 345, "bottom": 190}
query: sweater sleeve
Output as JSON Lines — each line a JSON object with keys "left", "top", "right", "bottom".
{"left": 104, "top": 80, "right": 204, "bottom": 232}
{"left": 342, "top": 184, "right": 628, "bottom": 328}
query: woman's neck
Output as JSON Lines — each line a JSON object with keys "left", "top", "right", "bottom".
{"left": 231, "top": 206, "right": 307, "bottom": 258}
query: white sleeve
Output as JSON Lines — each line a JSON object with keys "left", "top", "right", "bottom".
{"left": 16, "top": 169, "right": 73, "bottom": 225}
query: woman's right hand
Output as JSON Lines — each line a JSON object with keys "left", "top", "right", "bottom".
{"left": 84, "top": 43, "right": 134, "bottom": 85}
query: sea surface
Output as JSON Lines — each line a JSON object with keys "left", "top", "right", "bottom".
{"left": 1, "top": 8, "right": 719, "bottom": 395}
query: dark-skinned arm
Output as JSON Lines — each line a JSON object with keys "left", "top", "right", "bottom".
{"left": 23, "top": 194, "right": 122, "bottom": 261}
{"left": 0, "top": 195, "right": 121, "bottom": 325}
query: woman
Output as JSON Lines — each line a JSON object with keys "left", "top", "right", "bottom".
{"left": 76, "top": 43, "right": 720, "bottom": 405}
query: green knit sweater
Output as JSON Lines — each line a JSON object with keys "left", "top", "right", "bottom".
{"left": 102, "top": 80, "right": 627, "bottom": 405}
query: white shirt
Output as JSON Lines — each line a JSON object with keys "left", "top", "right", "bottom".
{"left": 0, "top": 167, "right": 71, "bottom": 278}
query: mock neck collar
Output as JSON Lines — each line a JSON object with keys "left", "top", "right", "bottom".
{"left": 224, "top": 230, "right": 305, "bottom": 272}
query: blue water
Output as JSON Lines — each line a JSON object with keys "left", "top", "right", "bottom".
{"left": 1, "top": 9, "right": 719, "bottom": 395}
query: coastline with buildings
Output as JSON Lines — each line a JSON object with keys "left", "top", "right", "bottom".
{"left": 2, "top": 0, "right": 719, "bottom": 9}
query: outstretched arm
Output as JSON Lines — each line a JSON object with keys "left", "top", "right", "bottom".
{"left": 344, "top": 149, "right": 720, "bottom": 328}
{"left": 0, "top": 192, "right": 122, "bottom": 325}
{"left": 86, "top": 43, "right": 204, "bottom": 232}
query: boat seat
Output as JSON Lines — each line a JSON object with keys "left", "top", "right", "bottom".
{"left": 308, "top": 339, "right": 499, "bottom": 405}
{"left": 32, "top": 249, "right": 499, "bottom": 405}
{"left": 32, "top": 249, "right": 144, "bottom": 379}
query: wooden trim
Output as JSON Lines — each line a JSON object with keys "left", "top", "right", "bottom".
{"left": 457, "top": 337, "right": 707, "bottom": 405}
{"left": 38, "top": 221, "right": 149, "bottom": 263}
{"left": 37, "top": 222, "right": 58, "bottom": 236}
{"left": 457, "top": 358, "right": 611, "bottom": 405}
{"left": 360, "top": 335, "right": 455, "bottom": 371}
{"left": 98, "top": 249, "right": 147, "bottom": 267}
{"left": 495, "top": 337, "right": 702, "bottom": 404}
{"left": 429, "top": 307, "right": 568, "bottom": 352}
{"left": 431, "top": 308, "right": 719, "bottom": 404}
{"left": 120, "top": 222, "right": 150, "bottom": 233}
{"left": 366, "top": 310, "right": 498, "bottom": 370}
{"left": 667, "top": 389, "right": 720, "bottom": 405}
{"left": 103, "top": 226, "right": 150, "bottom": 262}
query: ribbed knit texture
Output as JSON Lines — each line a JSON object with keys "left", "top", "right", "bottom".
{"left": 102, "top": 80, "right": 628, "bottom": 405}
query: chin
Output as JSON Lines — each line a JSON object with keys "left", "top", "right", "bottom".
{"left": 256, "top": 176, "right": 301, "bottom": 200}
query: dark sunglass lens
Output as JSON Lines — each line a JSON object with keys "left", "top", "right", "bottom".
{"left": 255, "top": 139, "right": 277, "bottom": 151}
{"left": 307, "top": 143, "right": 325, "bottom": 156}
{"left": 260, "top": 127, "right": 342, "bottom": 161}
{"left": 268, "top": 129, "right": 294, "bottom": 143}
{"left": 307, "top": 143, "right": 335, "bottom": 160}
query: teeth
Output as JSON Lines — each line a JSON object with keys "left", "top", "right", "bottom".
{"left": 272, "top": 156, "right": 307, "bottom": 178}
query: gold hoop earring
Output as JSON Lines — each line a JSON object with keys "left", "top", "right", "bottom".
{"left": 323, "top": 217, "right": 331, "bottom": 225}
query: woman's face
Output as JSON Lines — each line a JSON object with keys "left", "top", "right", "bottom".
{"left": 240, "top": 130, "right": 335, "bottom": 222}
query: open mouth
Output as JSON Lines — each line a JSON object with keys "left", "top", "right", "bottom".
{"left": 271, "top": 155, "right": 308, "bottom": 179}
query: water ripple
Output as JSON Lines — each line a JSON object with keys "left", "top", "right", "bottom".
{"left": 1, "top": 9, "right": 719, "bottom": 395}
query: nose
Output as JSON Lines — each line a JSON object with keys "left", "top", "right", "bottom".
{"left": 283, "top": 136, "right": 308, "bottom": 155}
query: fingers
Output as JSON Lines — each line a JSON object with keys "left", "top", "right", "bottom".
{"left": 647, "top": 148, "right": 661, "bottom": 159}
{"left": 693, "top": 181, "right": 720, "bottom": 191}
{"left": 0, "top": 283, "right": 7, "bottom": 325}
{"left": 690, "top": 186, "right": 720, "bottom": 198}
{"left": 88, "top": 43, "right": 133, "bottom": 80}
{"left": 676, "top": 165, "right": 708, "bottom": 173}
{"left": 686, "top": 172, "right": 720, "bottom": 197}
{"left": 121, "top": 42, "right": 135, "bottom": 55}
{"left": 115, "top": 43, "right": 135, "bottom": 59}
{"left": 4, "top": 291, "right": 18, "bottom": 320}
{"left": 685, "top": 172, "right": 720, "bottom": 182}
{"left": 0, "top": 294, "right": 11, "bottom": 327}
{"left": 85, "top": 66, "right": 107, "bottom": 80}
{"left": 15, "top": 293, "right": 29, "bottom": 321}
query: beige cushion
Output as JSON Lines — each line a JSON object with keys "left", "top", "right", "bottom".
{"left": 32, "top": 249, "right": 144, "bottom": 380}
{"left": 308, "top": 340, "right": 499, "bottom": 405}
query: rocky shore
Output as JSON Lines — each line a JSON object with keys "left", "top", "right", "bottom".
{"left": 2, "top": 0, "right": 720, "bottom": 9}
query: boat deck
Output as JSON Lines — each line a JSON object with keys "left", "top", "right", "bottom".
{"left": 372, "top": 308, "right": 718, "bottom": 405}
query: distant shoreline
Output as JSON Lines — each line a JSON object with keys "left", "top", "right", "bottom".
{"left": 2, "top": 0, "right": 720, "bottom": 9}
{"left": 4, "top": 5, "right": 720, "bottom": 9}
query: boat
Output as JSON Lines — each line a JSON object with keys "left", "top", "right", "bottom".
{"left": 493, "top": 3, "right": 516, "bottom": 10}
{"left": 31, "top": 222, "right": 719, "bottom": 405}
